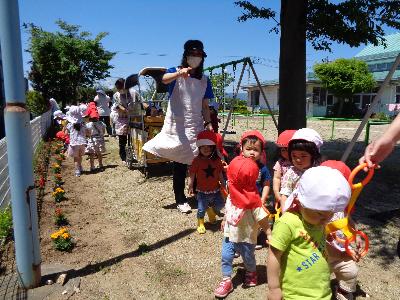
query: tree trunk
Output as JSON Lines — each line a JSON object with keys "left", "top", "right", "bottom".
{"left": 278, "top": 0, "right": 307, "bottom": 133}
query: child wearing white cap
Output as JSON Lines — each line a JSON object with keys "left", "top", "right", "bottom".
{"left": 267, "top": 166, "right": 351, "bottom": 300}
{"left": 279, "top": 128, "right": 323, "bottom": 209}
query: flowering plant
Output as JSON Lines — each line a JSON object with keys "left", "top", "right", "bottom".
{"left": 52, "top": 163, "right": 61, "bottom": 173}
{"left": 54, "top": 208, "right": 68, "bottom": 226}
{"left": 54, "top": 173, "right": 63, "bottom": 185}
{"left": 52, "top": 187, "right": 65, "bottom": 202}
{"left": 50, "top": 227, "right": 73, "bottom": 251}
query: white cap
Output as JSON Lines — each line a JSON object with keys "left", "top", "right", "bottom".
{"left": 283, "top": 166, "right": 351, "bottom": 213}
{"left": 53, "top": 110, "right": 65, "bottom": 119}
{"left": 290, "top": 128, "right": 323, "bottom": 150}
{"left": 66, "top": 105, "right": 83, "bottom": 124}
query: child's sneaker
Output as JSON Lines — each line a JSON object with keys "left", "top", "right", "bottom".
{"left": 244, "top": 271, "right": 257, "bottom": 287}
{"left": 234, "top": 252, "right": 240, "bottom": 258}
{"left": 335, "top": 286, "right": 354, "bottom": 300}
{"left": 214, "top": 278, "right": 233, "bottom": 298}
{"left": 255, "top": 244, "right": 263, "bottom": 250}
{"left": 74, "top": 169, "right": 81, "bottom": 177}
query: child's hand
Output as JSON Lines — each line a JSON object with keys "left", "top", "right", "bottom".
{"left": 349, "top": 235, "right": 363, "bottom": 262}
{"left": 188, "top": 185, "right": 194, "bottom": 196}
{"left": 220, "top": 220, "right": 225, "bottom": 231}
{"left": 267, "top": 287, "right": 282, "bottom": 300}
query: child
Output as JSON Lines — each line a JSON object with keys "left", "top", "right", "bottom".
{"left": 85, "top": 103, "right": 106, "bottom": 172}
{"left": 214, "top": 156, "right": 271, "bottom": 298}
{"left": 272, "top": 130, "right": 296, "bottom": 204}
{"left": 188, "top": 130, "right": 224, "bottom": 234}
{"left": 320, "top": 160, "right": 360, "bottom": 300}
{"left": 267, "top": 166, "right": 351, "bottom": 300}
{"left": 240, "top": 130, "right": 271, "bottom": 249}
{"left": 66, "top": 106, "right": 87, "bottom": 176}
{"left": 280, "top": 128, "right": 323, "bottom": 210}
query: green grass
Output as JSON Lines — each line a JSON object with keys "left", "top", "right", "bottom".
{"left": 0, "top": 207, "right": 13, "bottom": 240}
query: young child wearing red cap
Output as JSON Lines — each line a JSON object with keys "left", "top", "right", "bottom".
{"left": 240, "top": 130, "right": 271, "bottom": 249}
{"left": 188, "top": 130, "right": 224, "bottom": 234}
{"left": 280, "top": 128, "right": 323, "bottom": 209}
{"left": 268, "top": 166, "right": 351, "bottom": 300}
{"left": 214, "top": 156, "right": 271, "bottom": 298}
{"left": 320, "top": 160, "right": 361, "bottom": 300}
{"left": 273, "top": 130, "right": 296, "bottom": 203}
{"left": 85, "top": 102, "right": 106, "bottom": 172}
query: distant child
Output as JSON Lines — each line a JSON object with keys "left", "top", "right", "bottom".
{"left": 188, "top": 131, "right": 225, "bottom": 234}
{"left": 85, "top": 102, "right": 106, "bottom": 172}
{"left": 240, "top": 130, "right": 271, "bottom": 249}
{"left": 280, "top": 128, "right": 323, "bottom": 209}
{"left": 267, "top": 166, "right": 351, "bottom": 300}
{"left": 272, "top": 130, "right": 296, "bottom": 204}
{"left": 321, "top": 160, "right": 361, "bottom": 300}
{"left": 214, "top": 156, "right": 271, "bottom": 298}
{"left": 66, "top": 106, "right": 87, "bottom": 177}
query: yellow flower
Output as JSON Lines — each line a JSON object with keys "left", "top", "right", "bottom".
{"left": 51, "top": 232, "right": 60, "bottom": 239}
{"left": 62, "top": 233, "right": 70, "bottom": 239}
{"left": 59, "top": 227, "right": 68, "bottom": 234}
{"left": 52, "top": 163, "right": 60, "bottom": 168}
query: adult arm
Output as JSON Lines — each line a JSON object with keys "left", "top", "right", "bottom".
{"left": 360, "top": 113, "right": 400, "bottom": 167}
{"left": 162, "top": 67, "right": 192, "bottom": 84}
{"left": 202, "top": 98, "right": 213, "bottom": 131}
{"left": 267, "top": 246, "right": 283, "bottom": 300}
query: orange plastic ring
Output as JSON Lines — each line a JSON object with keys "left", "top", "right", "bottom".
{"left": 331, "top": 232, "right": 346, "bottom": 245}
{"left": 348, "top": 163, "right": 374, "bottom": 187}
{"left": 344, "top": 230, "right": 369, "bottom": 258}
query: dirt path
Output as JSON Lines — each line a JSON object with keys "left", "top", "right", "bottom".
{"left": 38, "top": 122, "right": 400, "bottom": 300}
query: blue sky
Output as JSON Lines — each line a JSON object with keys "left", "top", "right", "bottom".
{"left": 18, "top": 0, "right": 398, "bottom": 89}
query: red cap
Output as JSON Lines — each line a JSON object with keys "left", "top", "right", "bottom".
{"left": 196, "top": 130, "right": 217, "bottom": 147}
{"left": 215, "top": 133, "right": 228, "bottom": 158}
{"left": 227, "top": 156, "right": 262, "bottom": 209}
{"left": 320, "top": 160, "right": 351, "bottom": 180}
{"left": 276, "top": 130, "right": 296, "bottom": 147}
{"left": 240, "top": 130, "right": 265, "bottom": 145}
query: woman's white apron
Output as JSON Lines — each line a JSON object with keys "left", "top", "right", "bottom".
{"left": 143, "top": 74, "right": 207, "bottom": 165}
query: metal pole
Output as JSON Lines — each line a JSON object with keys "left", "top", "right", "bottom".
{"left": 365, "top": 121, "right": 370, "bottom": 145}
{"left": 331, "top": 120, "right": 335, "bottom": 140}
{"left": 248, "top": 60, "right": 278, "bottom": 130}
{"left": 341, "top": 53, "right": 400, "bottom": 162}
{"left": 0, "top": 0, "right": 41, "bottom": 288}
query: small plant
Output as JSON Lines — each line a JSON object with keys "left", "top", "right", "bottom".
{"left": 54, "top": 208, "right": 68, "bottom": 226}
{"left": 50, "top": 227, "right": 74, "bottom": 251}
{"left": 0, "top": 207, "right": 13, "bottom": 240}
{"left": 52, "top": 187, "right": 65, "bottom": 202}
{"left": 138, "top": 243, "right": 151, "bottom": 255}
{"left": 52, "top": 163, "right": 61, "bottom": 173}
{"left": 54, "top": 173, "right": 63, "bottom": 185}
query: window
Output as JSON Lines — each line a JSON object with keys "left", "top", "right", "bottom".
{"left": 353, "top": 95, "right": 361, "bottom": 108}
{"left": 250, "top": 90, "right": 260, "bottom": 106}
{"left": 361, "top": 95, "right": 371, "bottom": 109}
{"left": 327, "top": 95, "right": 334, "bottom": 106}
{"left": 312, "top": 87, "right": 327, "bottom": 106}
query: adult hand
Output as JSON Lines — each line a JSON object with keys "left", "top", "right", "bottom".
{"left": 188, "top": 185, "right": 194, "bottom": 197}
{"left": 178, "top": 67, "right": 192, "bottom": 79}
{"left": 267, "top": 287, "right": 283, "bottom": 300}
{"left": 205, "top": 122, "right": 214, "bottom": 132}
{"left": 359, "top": 135, "right": 395, "bottom": 169}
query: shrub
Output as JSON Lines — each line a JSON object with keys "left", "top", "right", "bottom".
{"left": 26, "top": 90, "right": 49, "bottom": 116}
{"left": 0, "top": 207, "right": 13, "bottom": 240}
{"left": 373, "top": 112, "right": 391, "bottom": 121}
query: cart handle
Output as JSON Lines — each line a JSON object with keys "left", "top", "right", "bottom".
{"left": 344, "top": 230, "right": 369, "bottom": 258}
{"left": 348, "top": 163, "right": 374, "bottom": 187}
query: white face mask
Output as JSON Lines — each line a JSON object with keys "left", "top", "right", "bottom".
{"left": 187, "top": 56, "right": 202, "bottom": 68}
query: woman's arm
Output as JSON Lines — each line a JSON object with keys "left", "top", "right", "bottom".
{"left": 202, "top": 98, "right": 213, "bottom": 131}
{"left": 162, "top": 67, "right": 192, "bottom": 84}
{"left": 267, "top": 246, "right": 283, "bottom": 300}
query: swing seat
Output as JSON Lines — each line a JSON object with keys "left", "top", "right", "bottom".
{"left": 221, "top": 130, "right": 236, "bottom": 134}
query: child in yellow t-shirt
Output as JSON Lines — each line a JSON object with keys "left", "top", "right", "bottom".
{"left": 267, "top": 166, "right": 351, "bottom": 300}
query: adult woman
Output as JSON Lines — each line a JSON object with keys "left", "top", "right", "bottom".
{"left": 143, "top": 40, "right": 214, "bottom": 213}
{"left": 94, "top": 89, "right": 112, "bottom": 136}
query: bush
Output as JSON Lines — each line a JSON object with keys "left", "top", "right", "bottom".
{"left": 26, "top": 90, "right": 49, "bottom": 116}
{"left": 0, "top": 207, "right": 13, "bottom": 240}
{"left": 372, "top": 112, "right": 391, "bottom": 121}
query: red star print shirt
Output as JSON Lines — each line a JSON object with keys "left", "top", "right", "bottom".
{"left": 189, "top": 157, "right": 223, "bottom": 193}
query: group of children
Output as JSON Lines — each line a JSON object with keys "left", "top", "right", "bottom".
{"left": 188, "top": 128, "right": 361, "bottom": 300}
{"left": 54, "top": 101, "right": 107, "bottom": 176}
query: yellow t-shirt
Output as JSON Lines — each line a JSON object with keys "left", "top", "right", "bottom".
{"left": 269, "top": 212, "right": 331, "bottom": 300}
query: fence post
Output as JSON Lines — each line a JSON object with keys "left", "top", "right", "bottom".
{"left": 364, "top": 121, "right": 371, "bottom": 145}
{"left": 330, "top": 120, "right": 335, "bottom": 140}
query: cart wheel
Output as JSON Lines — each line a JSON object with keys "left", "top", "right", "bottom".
{"left": 126, "top": 147, "right": 133, "bottom": 169}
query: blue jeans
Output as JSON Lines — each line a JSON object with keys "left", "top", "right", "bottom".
{"left": 221, "top": 237, "right": 256, "bottom": 277}
{"left": 196, "top": 191, "right": 224, "bottom": 218}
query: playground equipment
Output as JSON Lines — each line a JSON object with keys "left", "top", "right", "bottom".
{"left": 205, "top": 57, "right": 278, "bottom": 139}
{"left": 123, "top": 67, "right": 170, "bottom": 177}
{"left": 325, "top": 163, "right": 374, "bottom": 258}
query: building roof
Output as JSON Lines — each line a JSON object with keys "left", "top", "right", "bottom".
{"left": 355, "top": 32, "right": 400, "bottom": 61}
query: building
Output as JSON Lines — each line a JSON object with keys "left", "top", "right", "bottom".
{"left": 243, "top": 32, "right": 400, "bottom": 117}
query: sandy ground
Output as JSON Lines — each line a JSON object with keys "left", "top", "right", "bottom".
{"left": 36, "top": 118, "right": 400, "bottom": 300}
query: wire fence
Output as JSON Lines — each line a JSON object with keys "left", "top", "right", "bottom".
{"left": 0, "top": 110, "right": 52, "bottom": 209}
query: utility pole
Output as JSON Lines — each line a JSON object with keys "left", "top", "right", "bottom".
{"left": 0, "top": 0, "right": 41, "bottom": 288}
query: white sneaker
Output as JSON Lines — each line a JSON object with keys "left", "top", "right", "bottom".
{"left": 177, "top": 202, "right": 191, "bottom": 213}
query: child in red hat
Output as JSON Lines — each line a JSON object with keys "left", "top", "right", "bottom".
{"left": 214, "top": 156, "right": 271, "bottom": 298}
{"left": 240, "top": 130, "right": 271, "bottom": 249}
{"left": 273, "top": 130, "right": 296, "bottom": 203}
{"left": 188, "top": 130, "right": 224, "bottom": 233}
{"left": 85, "top": 103, "right": 106, "bottom": 172}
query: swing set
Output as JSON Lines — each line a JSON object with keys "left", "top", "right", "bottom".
{"left": 204, "top": 57, "right": 278, "bottom": 139}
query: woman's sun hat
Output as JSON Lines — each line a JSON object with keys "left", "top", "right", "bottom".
{"left": 283, "top": 166, "right": 351, "bottom": 213}
{"left": 184, "top": 40, "right": 207, "bottom": 57}
{"left": 289, "top": 128, "right": 323, "bottom": 150}
{"left": 53, "top": 110, "right": 66, "bottom": 120}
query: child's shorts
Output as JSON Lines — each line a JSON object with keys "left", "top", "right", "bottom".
{"left": 67, "top": 145, "right": 86, "bottom": 158}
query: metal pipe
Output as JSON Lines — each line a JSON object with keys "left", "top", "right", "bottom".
{"left": 0, "top": 0, "right": 41, "bottom": 288}
{"left": 341, "top": 53, "right": 400, "bottom": 162}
